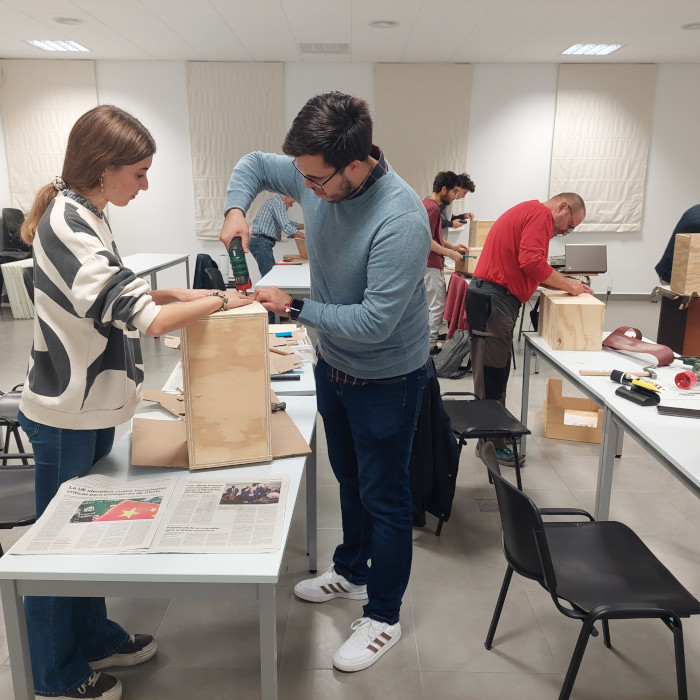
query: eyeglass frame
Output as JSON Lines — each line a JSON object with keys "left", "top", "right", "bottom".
{"left": 292, "top": 159, "right": 342, "bottom": 192}
{"left": 555, "top": 204, "right": 576, "bottom": 237}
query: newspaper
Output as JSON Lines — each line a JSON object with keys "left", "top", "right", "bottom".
{"left": 9, "top": 473, "right": 290, "bottom": 556}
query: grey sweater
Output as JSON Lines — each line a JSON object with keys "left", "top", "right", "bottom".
{"left": 225, "top": 152, "right": 431, "bottom": 379}
{"left": 20, "top": 193, "right": 160, "bottom": 429}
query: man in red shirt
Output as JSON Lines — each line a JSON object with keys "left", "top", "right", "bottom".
{"left": 466, "top": 193, "right": 592, "bottom": 465}
{"left": 423, "top": 171, "right": 469, "bottom": 353}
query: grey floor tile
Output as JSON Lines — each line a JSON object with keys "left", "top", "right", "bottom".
{"left": 0, "top": 666, "right": 14, "bottom": 699}
{"left": 411, "top": 587, "right": 559, "bottom": 673}
{"left": 421, "top": 670, "right": 564, "bottom": 699}
{"left": 569, "top": 672, "right": 700, "bottom": 700}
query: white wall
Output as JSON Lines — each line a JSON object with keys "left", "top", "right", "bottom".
{"left": 3, "top": 60, "right": 700, "bottom": 294}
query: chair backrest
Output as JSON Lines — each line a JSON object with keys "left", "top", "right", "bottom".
{"left": 1, "top": 207, "right": 30, "bottom": 252}
{"left": 205, "top": 267, "right": 226, "bottom": 291}
{"left": 479, "top": 442, "right": 557, "bottom": 589}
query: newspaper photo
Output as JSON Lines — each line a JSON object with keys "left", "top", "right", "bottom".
{"left": 8, "top": 473, "right": 290, "bottom": 556}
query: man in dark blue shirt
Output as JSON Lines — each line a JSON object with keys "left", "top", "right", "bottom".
{"left": 655, "top": 204, "right": 700, "bottom": 284}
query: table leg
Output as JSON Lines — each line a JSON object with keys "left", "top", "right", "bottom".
{"left": 150, "top": 271, "right": 157, "bottom": 290}
{"left": 520, "top": 340, "right": 532, "bottom": 457}
{"left": 594, "top": 407, "right": 617, "bottom": 520}
{"left": 0, "top": 579, "right": 33, "bottom": 700}
{"left": 185, "top": 258, "right": 191, "bottom": 288}
{"left": 259, "top": 584, "right": 278, "bottom": 700}
{"left": 306, "top": 427, "right": 318, "bottom": 573}
{"left": 614, "top": 421, "right": 624, "bottom": 458}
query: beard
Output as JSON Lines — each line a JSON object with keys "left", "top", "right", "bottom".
{"left": 323, "top": 174, "right": 357, "bottom": 204}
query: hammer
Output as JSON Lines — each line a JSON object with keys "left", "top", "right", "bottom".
{"left": 579, "top": 365, "right": 657, "bottom": 379}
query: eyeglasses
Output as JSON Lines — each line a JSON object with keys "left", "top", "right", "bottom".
{"left": 292, "top": 159, "right": 340, "bottom": 192}
{"left": 556, "top": 205, "right": 576, "bottom": 237}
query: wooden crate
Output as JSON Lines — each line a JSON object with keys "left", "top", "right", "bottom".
{"left": 670, "top": 233, "right": 700, "bottom": 295}
{"left": 468, "top": 220, "right": 494, "bottom": 247}
{"left": 454, "top": 247, "right": 482, "bottom": 275}
{"left": 294, "top": 237, "right": 308, "bottom": 259}
{"left": 538, "top": 290, "right": 605, "bottom": 351}
{"left": 181, "top": 303, "right": 272, "bottom": 469}
{"left": 543, "top": 378, "right": 602, "bottom": 444}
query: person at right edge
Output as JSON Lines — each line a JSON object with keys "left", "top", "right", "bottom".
{"left": 655, "top": 204, "right": 700, "bottom": 286}
{"left": 466, "top": 193, "right": 593, "bottom": 466}
{"left": 219, "top": 91, "right": 431, "bottom": 673}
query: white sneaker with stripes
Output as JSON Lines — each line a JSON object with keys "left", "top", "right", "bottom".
{"left": 333, "top": 617, "right": 401, "bottom": 672}
{"left": 294, "top": 565, "right": 368, "bottom": 603}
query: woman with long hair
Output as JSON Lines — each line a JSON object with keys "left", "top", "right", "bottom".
{"left": 18, "top": 104, "right": 250, "bottom": 700}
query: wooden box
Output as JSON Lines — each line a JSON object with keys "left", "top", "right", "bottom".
{"left": 182, "top": 303, "right": 272, "bottom": 469}
{"left": 543, "top": 379, "right": 602, "bottom": 444}
{"left": 670, "top": 233, "right": 700, "bottom": 295}
{"left": 538, "top": 290, "right": 605, "bottom": 351}
{"left": 454, "top": 247, "right": 482, "bottom": 275}
{"left": 656, "top": 290, "right": 700, "bottom": 355}
{"left": 468, "top": 220, "right": 494, "bottom": 247}
{"left": 294, "top": 237, "right": 308, "bottom": 260}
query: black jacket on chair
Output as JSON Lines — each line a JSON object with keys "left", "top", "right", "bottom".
{"left": 408, "top": 359, "right": 460, "bottom": 528}
{"left": 193, "top": 254, "right": 219, "bottom": 289}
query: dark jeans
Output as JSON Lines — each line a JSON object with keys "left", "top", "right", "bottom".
{"left": 249, "top": 235, "right": 276, "bottom": 278}
{"left": 16, "top": 411, "right": 129, "bottom": 696}
{"left": 314, "top": 357, "right": 427, "bottom": 625}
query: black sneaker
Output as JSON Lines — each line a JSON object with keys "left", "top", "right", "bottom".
{"left": 38, "top": 672, "right": 122, "bottom": 700}
{"left": 90, "top": 634, "right": 157, "bottom": 670}
{"left": 474, "top": 443, "right": 526, "bottom": 468}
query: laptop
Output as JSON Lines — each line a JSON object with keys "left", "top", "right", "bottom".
{"left": 564, "top": 243, "right": 607, "bottom": 273}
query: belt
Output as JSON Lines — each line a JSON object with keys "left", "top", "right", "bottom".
{"left": 470, "top": 278, "right": 521, "bottom": 310}
{"left": 251, "top": 232, "right": 277, "bottom": 242}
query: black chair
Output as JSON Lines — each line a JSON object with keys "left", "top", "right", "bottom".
{"left": 0, "top": 385, "right": 30, "bottom": 467}
{"left": 1, "top": 207, "right": 30, "bottom": 254}
{"left": 479, "top": 442, "right": 700, "bottom": 700}
{"left": 204, "top": 267, "right": 227, "bottom": 291}
{"left": 441, "top": 391, "right": 529, "bottom": 491}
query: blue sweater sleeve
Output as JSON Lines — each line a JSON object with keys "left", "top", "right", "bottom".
{"left": 224, "top": 152, "right": 304, "bottom": 215}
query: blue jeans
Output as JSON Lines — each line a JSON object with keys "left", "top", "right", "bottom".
{"left": 249, "top": 235, "right": 276, "bottom": 278}
{"left": 17, "top": 411, "right": 129, "bottom": 696}
{"left": 314, "top": 357, "right": 427, "bottom": 625}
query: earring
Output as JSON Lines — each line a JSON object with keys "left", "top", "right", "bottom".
{"left": 100, "top": 175, "right": 104, "bottom": 194}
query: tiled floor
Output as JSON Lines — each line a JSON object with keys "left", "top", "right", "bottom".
{"left": 1, "top": 297, "right": 699, "bottom": 699}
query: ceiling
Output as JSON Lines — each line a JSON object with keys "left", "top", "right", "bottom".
{"left": 1, "top": 0, "right": 700, "bottom": 64}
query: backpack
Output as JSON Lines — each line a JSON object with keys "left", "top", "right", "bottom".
{"left": 433, "top": 330, "right": 472, "bottom": 379}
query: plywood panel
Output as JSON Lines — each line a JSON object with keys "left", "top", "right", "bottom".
{"left": 182, "top": 303, "right": 271, "bottom": 468}
{"left": 468, "top": 220, "right": 494, "bottom": 247}
{"left": 539, "top": 289, "right": 605, "bottom": 351}
{"left": 294, "top": 238, "right": 308, "bottom": 259}
{"left": 454, "top": 247, "right": 482, "bottom": 275}
{"left": 670, "top": 233, "right": 700, "bottom": 296}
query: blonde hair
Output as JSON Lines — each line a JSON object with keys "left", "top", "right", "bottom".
{"left": 21, "top": 105, "right": 156, "bottom": 244}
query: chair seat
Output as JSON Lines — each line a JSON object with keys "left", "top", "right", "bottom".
{"left": 443, "top": 399, "right": 530, "bottom": 439}
{"left": 0, "top": 467, "right": 36, "bottom": 528}
{"left": 546, "top": 520, "right": 700, "bottom": 618}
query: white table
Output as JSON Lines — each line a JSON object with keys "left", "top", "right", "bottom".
{"left": 122, "top": 253, "right": 190, "bottom": 290}
{"left": 257, "top": 263, "right": 310, "bottom": 297}
{"left": 521, "top": 333, "right": 700, "bottom": 520}
{"left": 0, "top": 395, "right": 317, "bottom": 700}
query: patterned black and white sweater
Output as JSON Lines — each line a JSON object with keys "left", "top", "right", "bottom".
{"left": 20, "top": 191, "right": 161, "bottom": 429}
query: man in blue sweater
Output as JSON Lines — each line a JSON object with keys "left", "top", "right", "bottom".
{"left": 220, "top": 91, "right": 431, "bottom": 672}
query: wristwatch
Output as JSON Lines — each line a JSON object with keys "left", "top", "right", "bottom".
{"left": 285, "top": 297, "right": 304, "bottom": 320}
{"left": 206, "top": 291, "right": 229, "bottom": 312}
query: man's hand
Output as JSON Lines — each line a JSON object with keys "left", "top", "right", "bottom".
{"left": 565, "top": 278, "right": 594, "bottom": 296}
{"left": 448, "top": 250, "right": 463, "bottom": 263}
{"left": 253, "top": 285, "right": 292, "bottom": 316}
{"left": 293, "top": 231, "right": 306, "bottom": 240}
{"left": 219, "top": 208, "right": 250, "bottom": 252}
{"left": 454, "top": 243, "right": 469, "bottom": 254}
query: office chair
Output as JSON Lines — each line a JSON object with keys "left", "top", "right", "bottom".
{"left": 0, "top": 385, "right": 30, "bottom": 467}
{"left": 1, "top": 207, "right": 30, "bottom": 253}
{"left": 204, "top": 267, "right": 227, "bottom": 291}
{"left": 441, "top": 391, "right": 529, "bottom": 492}
{"left": 479, "top": 442, "right": 700, "bottom": 700}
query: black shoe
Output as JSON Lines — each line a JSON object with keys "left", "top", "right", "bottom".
{"left": 91, "top": 634, "right": 157, "bottom": 670}
{"left": 430, "top": 345, "right": 441, "bottom": 356}
{"left": 40, "top": 672, "right": 122, "bottom": 700}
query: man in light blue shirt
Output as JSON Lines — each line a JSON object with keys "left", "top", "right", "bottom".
{"left": 219, "top": 91, "right": 430, "bottom": 674}
{"left": 249, "top": 193, "right": 304, "bottom": 278}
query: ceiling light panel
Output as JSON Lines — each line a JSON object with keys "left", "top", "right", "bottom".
{"left": 26, "top": 39, "right": 90, "bottom": 52}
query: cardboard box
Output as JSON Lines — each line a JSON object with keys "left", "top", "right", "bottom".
{"left": 454, "top": 247, "right": 482, "bottom": 275}
{"left": 538, "top": 289, "right": 605, "bottom": 351}
{"left": 294, "top": 238, "right": 308, "bottom": 259}
{"left": 131, "top": 303, "right": 311, "bottom": 470}
{"left": 543, "top": 379, "right": 602, "bottom": 443}
{"left": 670, "top": 233, "right": 700, "bottom": 296}
{"left": 468, "top": 220, "right": 494, "bottom": 247}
